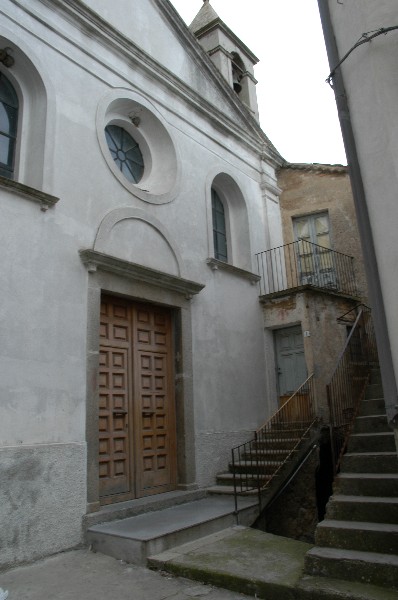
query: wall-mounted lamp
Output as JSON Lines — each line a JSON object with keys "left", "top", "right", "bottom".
{"left": 128, "top": 112, "right": 141, "bottom": 127}
{"left": 0, "top": 48, "right": 14, "bottom": 68}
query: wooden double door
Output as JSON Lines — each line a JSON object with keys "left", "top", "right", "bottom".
{"left": 98, "top": 295, "right": 177, "bottom": 503}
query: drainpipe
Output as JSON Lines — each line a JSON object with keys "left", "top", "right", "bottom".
{"left": 317, "top": 0, "right": 398, "bottom": 426}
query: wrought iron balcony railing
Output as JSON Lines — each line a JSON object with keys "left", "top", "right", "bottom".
{"left": 255, "top": 240, "right": 357, "bottom": 297}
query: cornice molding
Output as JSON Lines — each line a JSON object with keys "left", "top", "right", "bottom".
{"left": 24, "top": 0, "right": 275, "bottom": 158}
{"left": 206, "top": 258, "right": 260, "bottom": 284}
{"left": 26, "top": 0, "right": 282, "bottom": 164}
{"left": 280, "top": 162, "right": 348, "bottom": 174}
{"left": 260, "top": 179, "right": 282, "bottom": 199}
{"left": 193, "top": 19, "right": 259, "bottom": 64}
{"left": 79, "top": 249, "right": 205, "bottom": 299}
{"left": 0, "top": 175, "right": 59, "bottom": 211}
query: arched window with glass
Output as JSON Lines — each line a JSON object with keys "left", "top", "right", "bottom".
{"left": 211, "top": 188, "right": 228, "bottom": 262}
{"left": 0, "top": 72, "right": 18, "bottom": 179}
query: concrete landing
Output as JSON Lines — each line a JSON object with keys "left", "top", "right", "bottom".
{"left": 87, "top": 496, "right": 257, "bottom": 565}
{"left": 0, "top": 548, "right": 248, "bottom": 600}
{"left": 148, "top": 526, "right": 398, "bottom": 600}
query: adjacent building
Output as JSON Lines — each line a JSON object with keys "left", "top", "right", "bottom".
{"left": 317, "top": 0, "right": 398, "bottom": 429}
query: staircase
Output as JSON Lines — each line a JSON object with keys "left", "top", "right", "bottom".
{"left": 305, "top": 370, "right": 398, "bottom": 590}
{"left": 207, "top": 375, "right": 319, "bottom": 520}
{"left": 207, "top": 426, "right": 316, "bottom": 498}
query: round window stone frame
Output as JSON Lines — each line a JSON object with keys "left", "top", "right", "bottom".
{"left": 97, "top": 90, "right": 180, "bottom": 205}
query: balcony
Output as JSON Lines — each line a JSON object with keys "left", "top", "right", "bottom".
{"left": 255, "top": 240, "right": 357, "bottom": 298}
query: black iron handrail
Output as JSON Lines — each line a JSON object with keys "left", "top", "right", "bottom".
{"left": 232, "top": 374, "right": 317, "bottom": 514}
{"left": 327, "top": 305, "right": 378, "bottom": 473}
{"left": 255, "top": 239, "right": 357, "bottom": 297}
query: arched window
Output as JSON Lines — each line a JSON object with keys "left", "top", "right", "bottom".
{"left": 231, "top": 52, "right": 245, "bottom": 95}
{"left": 211, "top": 188, "right": 228, "bottom": 262}
{"left": 0, "top": 72, "right": 18, "bottom": 179}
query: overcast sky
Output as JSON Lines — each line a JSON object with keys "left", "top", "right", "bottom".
{"left": 169, "top": 0, "right": 347, "bottom": 166}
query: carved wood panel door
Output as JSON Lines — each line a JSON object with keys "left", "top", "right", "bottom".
{"left": 98, "top": 296, "right": 176, "bottom": 503}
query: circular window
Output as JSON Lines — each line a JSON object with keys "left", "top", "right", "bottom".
{"left": 105, "top": 124, "right": 144, "bottom": 184}
{"left": 97, "top": 91, "right": 180, "bottom": 204}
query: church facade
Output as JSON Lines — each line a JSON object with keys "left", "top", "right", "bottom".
{"left": 0, "top": 0, "right": 284, "bottom": 566}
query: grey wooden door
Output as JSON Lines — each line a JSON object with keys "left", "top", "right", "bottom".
{"left": 275, "top": 326, "right": 307, "bottom": 397}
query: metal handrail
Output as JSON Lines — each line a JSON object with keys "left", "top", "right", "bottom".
{"left": 327, "top": 305, "right": 378, "bottom": 472}
{"left": 255, "top": 239, "right": 357, "bottom": 297}
{"left": 232, "top": 374, "right": 317, "bottom": 514}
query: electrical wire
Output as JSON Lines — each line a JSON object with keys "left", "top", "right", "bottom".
{"left": 327, "top": 26, "right": 398, "bottom": 86}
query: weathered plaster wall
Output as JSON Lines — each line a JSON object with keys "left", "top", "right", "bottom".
{"left": 0, "top": 444, "right": 86, "bottom": 568}
{"left": 263, "top": 290, "right": 357, "bottom": 419}
{"left": 327, "top": 0, "right": 398, "bottom": 419}
{"left": 277, "top": 165, "right": 368, "bottom": 302}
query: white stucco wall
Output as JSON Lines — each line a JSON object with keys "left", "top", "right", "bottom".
{"left": 0, "top": 0, "right": 282, "bottom": 565}
{"left": 327, "top": 0, "right": 398, "bottom": 407}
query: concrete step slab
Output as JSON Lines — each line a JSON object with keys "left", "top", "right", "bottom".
{"left": 315, "top": 519, "right": 398, "bottom": 554}
{"left": 254, "top": 438, "right": 308, "bottom": 450}
{"left": 305, "top": 546, "right": 398, "bottom": 591}
{"left": 326, "top": 494, "right": 398, "bottom": 523}
{"left": 358, "top": 398, "right": 386, "bottom": 416}
{"left": 353, "top": 414, "right": 389, "bottom": 434}
{"left": 365, "top": 384, "right": 383, "bottom": 399}
{"left": 84, "top": 489, "right": 207, "bottom": 529}
{"left": 87, "top": 496, "right": 258, "bottom": 565}
{"left": 149, "top": 526, "right": 397, "bottom": 599}
{"left": 229, "top": 459, "right": 284, "bottom": 474}
{"left": 341, "top": 451, "right": 398, "bottom": 474}
{"left": 148, "top": 526, "right": 311, "bottom": 600}
{"left": 206, "top": 484, "right": 258, "bottom": 496}
{"left": 216, "top": 473, "right": 271, "bottom": 486}
{"left": 334, "top": 472, "right": 398, "bottom": 496}
{"left": 347, "top": 432, "right": 396, "bottom": 453}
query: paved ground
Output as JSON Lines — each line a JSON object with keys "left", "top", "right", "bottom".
{"left": 0, "top": 547, "right": 249, "bottom": 600}
{"left": 1, "top": 527, "right": 396, "bottom": 600}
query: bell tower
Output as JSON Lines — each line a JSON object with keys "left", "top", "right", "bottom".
{"left": 190, "top": 0, "right": 260, "bottom": 121}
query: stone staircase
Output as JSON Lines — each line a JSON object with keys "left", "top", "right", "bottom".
{"left": 207, "top": 425, "right": 317, "bottom": 500}
{"left": 305, "top": 372, "right": 398, "bottom": 590}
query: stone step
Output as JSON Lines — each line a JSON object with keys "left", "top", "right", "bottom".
{"left": 269, "top": 423, "right": 309, "bottom": 432}
{"left": 254, "top": 437, "right": 308, "bottom": 450}
{"left": 305, "top": 546, "right": 398, "bottom": 590}
{"left": 229, "top": 459, "right": 284, "bottom": 474}
{"left": 86, "top": 495, "right": 258, "bottom": 565}
{"left": 334, "top": 472, "right": 398, "bottom": 497}
{"left": 248, "top": 447, "right": 293, "bottom": 458}
{"left": 353, "top": 414, "right": 389, "bottom": 434}
{"left": 365, "top": 383, "right": 383, "bottom": 399}
{"left": 315, "top": 519, "right": 398, "bottom": 554}
{"left": 206, "top": 484, "right": 258, "bottom": 496}
{"left": 215, "top": 472, "right": 271, "bottom": 487}
{"left": 369, "top": 369, "right": 382, "bottom": 385}
{"left": 358, "top": 397, "right": 386, "bottom": 416}
{"left": 347, "top": 431, "right": 396, "bottom": 453}
{"left": 341, "top": 451, "right": 398, "bottom": 474}
{"left": 84, "top": 489, "right": 207, "bottom": 529}
{"left": 326, "top": 494, "right": 398, "bottom": 524}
